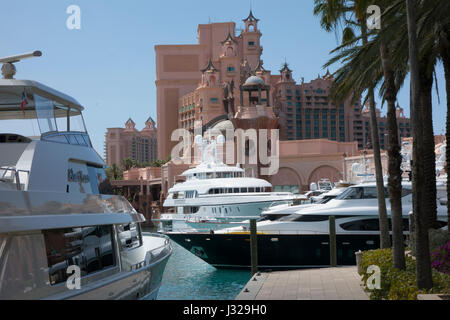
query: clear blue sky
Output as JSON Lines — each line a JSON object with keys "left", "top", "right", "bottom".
{"left": 1, "top": 0, "right": 446, "bottom": 156}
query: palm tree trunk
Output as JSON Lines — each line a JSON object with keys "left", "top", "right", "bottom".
{"left": 361, "top": 21, "right": 391, "bottom": 249}
{"left": 380, "top": 42, "right": 405, "bottom": 269}
{"left": 442, "top": 45, "right": 450, "bottom": 237}
{"left": 406, "top": 0, "right": 433, "bottom": 289}
{"left": 369, "top": 88, "right": 391, "bottom": 248}
{"left": 419, "top": 59, "right": 437, "bottom": 229}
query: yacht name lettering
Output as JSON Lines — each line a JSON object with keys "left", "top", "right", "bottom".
{"left": 67, "top": 168, "right": 89, "bottom": 183}
{"left": 183, "top": 304, "right": 217, "bottom": 318}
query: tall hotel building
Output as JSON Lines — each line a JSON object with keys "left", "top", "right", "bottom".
{"left": 155, "top": 11, "right": 410, "bottom": 159}
{"left": 105, "top": 117, "right": 158, "bottom": 167}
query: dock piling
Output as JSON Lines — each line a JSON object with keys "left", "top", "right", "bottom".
{"left": 329, "top": 215, "right": 337, "bottom": 267}
{"left": 250, "top": 219, "right": 258, "bottom": 275}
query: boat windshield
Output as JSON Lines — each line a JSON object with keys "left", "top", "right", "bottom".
{"left": 0, "top": 92, "right": 86, "bottom": 139}
{"left": 334, "top": 186, "right": 406, "bottom": 200}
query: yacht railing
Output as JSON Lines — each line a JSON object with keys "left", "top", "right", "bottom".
{"left": 0, "top": 167, "right": 29, "bottom": 190}
{"left": 141, "top": 232, "right": 172, "bottom": 263}
{"left": 164, "top": 227, "right": 331, "bottom": 235}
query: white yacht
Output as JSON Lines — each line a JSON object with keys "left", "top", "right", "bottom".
{"left": 166, "top": 182, "right": 448, "bottom": 268}
{"left": 0, "top": 51, "right": 172, "bottom": 299}
{"left": 160, "top": 137, "right": 300, "bottom": 229}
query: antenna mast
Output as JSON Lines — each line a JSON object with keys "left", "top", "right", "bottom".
{"left": 0, "top": 50, "right": 42, "bottom": 79}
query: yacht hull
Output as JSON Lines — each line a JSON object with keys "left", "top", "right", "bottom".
{"left": 167, "top": 232, "right": 392, "bottom": 269}
{"left": 66, "top": 248, "right": 171, "bottom": 300}
{"left": 48, "top": 234, "right": 173, "bottom": 300}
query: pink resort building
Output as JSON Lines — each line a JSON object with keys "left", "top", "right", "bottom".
{"left": 111, "top": 11, "right": 413, "bottom": 214}
{"left": 155, "top": 10, "right": 410, "bottom": 157}
{"left": 105, "top": 117, "right": 157, "bottom": 167}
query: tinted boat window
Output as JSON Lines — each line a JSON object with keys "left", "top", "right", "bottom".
{"left": 293, "top": 215, "right": 331, "bottom": 222}
{"left": 320, "top": 196, "right": 335, "bottom": 203}
{"left": 279, "top": 214, "right": 329, "bottom": 222}
{"left": 43, "top": 225, "right": 115, "bottom": 285}
{"left": 279, "top": 214, "right": 352, "bottom": 222}
{"left": 362, "top": 187, "right": 378, "bottom": 199}
{"left": 336, "top": 187, "right": 390, "bottom": 200}
{"left": 340, "top": 218, "right": 410, "bottom": 231}
{"left": 117, "top": 223, "right": 142, "bottom": 250}
{"left": 336, "top": 187, "right": 363, "bottom": 199}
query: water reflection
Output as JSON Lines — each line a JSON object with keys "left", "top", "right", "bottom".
{"left": 144, "top": 225, "right": 250, "bottom": 300}
{"left": 157, "top": 242, "right": 250, "bottom": 300}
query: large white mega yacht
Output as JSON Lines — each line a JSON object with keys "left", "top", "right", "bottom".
{"left": 166, "top": 182, "right": 448, "bottom": 268}
{"left": 0, "top": 52, "right": 172, "bottom": 299}
{"left": 161, "top": 137, "right": 301, "bottom": 226}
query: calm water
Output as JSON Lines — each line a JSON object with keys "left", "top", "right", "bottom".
{"left": 156, "top": 241, "right": 251, "bottom": 300}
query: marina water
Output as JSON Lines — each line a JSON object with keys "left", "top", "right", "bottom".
{"left": 143, "top": 226, "right": 251, "bottom": 300}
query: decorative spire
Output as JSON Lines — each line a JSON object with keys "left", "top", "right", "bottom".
{"left": 243, "top": 10, "right": 259, "bottom": 22}
{"left": 143, "top": 116, "right": 156, "bottom": 130}
{"left": 255, "top": 59, "right": 266, "bottom": 73}
{"left": 125, "top": 118, "right": 136, "bottom": 130}
{"left": 221, "top": 30, "right": 238, "bottom": 45}
{"left": 323, "top": 68, "right": 333, "bottom": 80}
{"left": 201, "top": 58, "right": 219, "bottom": 73}
{"left": 280, "top": 62, "right": 292, "bottom": 73}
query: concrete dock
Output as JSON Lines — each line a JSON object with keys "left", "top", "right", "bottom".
{"left": 236, "top": 266, "right": 369, "bottom": 300}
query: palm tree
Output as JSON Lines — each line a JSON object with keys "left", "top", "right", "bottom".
{"left": 443, "top": 41, "right": 450, "bottom": 237}
{"left": 382, "top": 0, "right": 450, "bottom": 287}
{"left": 419, "top": 51, "right": 437, "bottom": 229}
{"left": 418, "top": 0, "right": 450, "bottom": 236}
{"left": 105, "top": 163, "right": 123, "bottom": 180}
{"left": 379, "top": 40, "right": 405, "bottom": 269}
{"left": 121, "top": 158, "right": 137, "bottom": 171}
{"left": 405, "top": 0, "right": 432, "bottom": 289}
{"left": 320, "top": 0, "right": 413, "bottom": 269}
{"left": 314, "top": 0, "right": 391, "bottom": 249}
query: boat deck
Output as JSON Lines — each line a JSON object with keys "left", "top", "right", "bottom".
{"left": 236, "top": 266, "right": 369, "bottom": 300}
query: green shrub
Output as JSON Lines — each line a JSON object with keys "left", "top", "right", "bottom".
{"left": 359, "top": 248, "right": 450, "bottom": 300}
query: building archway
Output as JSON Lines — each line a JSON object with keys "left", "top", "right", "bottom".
{"left": 308, "top": 165, "right": 342, "bottom": 185}
{"left": 270, "top": 167, "right": 303, "bottom": 194}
